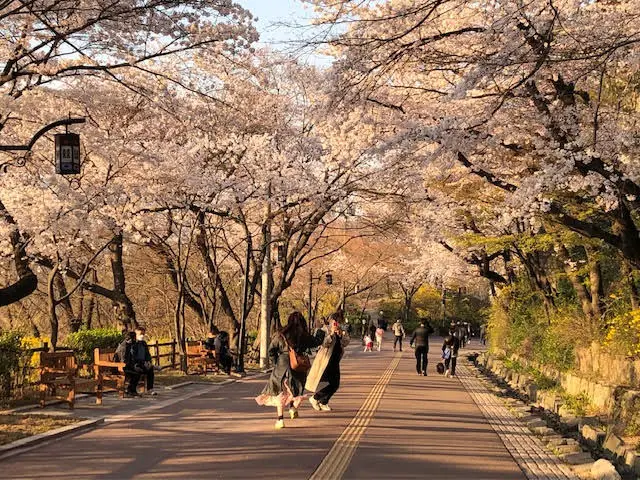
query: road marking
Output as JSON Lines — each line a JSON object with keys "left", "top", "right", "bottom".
{"left": 309, "top": 352, "right": 402, "bottom": 480}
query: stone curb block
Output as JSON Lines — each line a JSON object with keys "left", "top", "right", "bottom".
{"left": 0, "top": 417, "right": 105, "bottom": 460}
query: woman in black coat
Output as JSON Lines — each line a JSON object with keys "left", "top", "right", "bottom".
{"left": 255, "top": 311, "right": 324, "bottom": 429}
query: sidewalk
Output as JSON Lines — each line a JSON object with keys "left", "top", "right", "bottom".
{"left": 0, "top": 336, "right": 570, "bottom": 479}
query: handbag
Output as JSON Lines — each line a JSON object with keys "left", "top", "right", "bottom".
{"left": 285, "top": 336, "right": 311, "bottom": 373}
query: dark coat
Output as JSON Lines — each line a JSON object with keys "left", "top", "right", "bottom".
{"left": 262, "top": 330, "right": 325, "bottom": 398}
{"left": 410, "top": 323, "right": 434, "bottom": 349}
{"left": 124, "top": 340, "right": 151, "bottom": 370}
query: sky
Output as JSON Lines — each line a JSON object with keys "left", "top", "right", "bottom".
{"left": 235, "top": 0, "right": 332, "bottom": 65}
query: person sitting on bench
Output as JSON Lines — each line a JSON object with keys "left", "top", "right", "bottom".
{"left": 125, "top": 327, "right": 156, "bottom": 397}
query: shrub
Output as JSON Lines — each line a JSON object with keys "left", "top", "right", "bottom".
{"left": 66, "top": 328, "right": 123, "bottom": 365}
{"left": 604, "top": 309, "right": 640, "bottom": 358}
{"left": 0, "top": 331, "right": 24, "bottom": 400}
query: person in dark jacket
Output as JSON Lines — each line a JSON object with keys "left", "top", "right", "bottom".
{"left": 124, "top": 327, "right": 156, "bottom": 396}
{"left": 214, "top": 331, "right": 233, "bottom": 374}
{"left": 442, "top": 328, "right": 461, "bottom": 378}
{"left": 255, "top": 311, "right": 324, "bottom": 429}
{"left": 410, "top": 320, "right": 434, "bottom": 376}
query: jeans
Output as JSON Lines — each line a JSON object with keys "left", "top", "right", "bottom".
{"left": 444, "top": 356, "right": 457, "bottom": 376}
{"left": 393, "top": 335, "right": 403, "bottom": 351}
{"left": 415, "top": 346, "right": 428, "bottom": 374}
{"left": 315, "top": 366, "right": 340, "bottom": 405}
{"left": 126, "top": 365, "right": 154, "bottom": 393}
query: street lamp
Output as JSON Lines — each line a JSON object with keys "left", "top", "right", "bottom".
{"left": 0, "top": 117, "right": 85, "bottom": 174}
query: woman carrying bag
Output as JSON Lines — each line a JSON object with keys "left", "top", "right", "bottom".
{"left": 255, "top": 311, "right": 324, "bottom": 429}
{"left": 306, "top": 312, "right": 351, "bottom": 412}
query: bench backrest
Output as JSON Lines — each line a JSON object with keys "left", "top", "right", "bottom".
{"left": 40, "top": 351, "right": 77, "bottom": 372}
{"left": 186, "top": 341, "right": 203, "bottom": 356}
{"left": 94, "top": 348, "right": 119, "bottom": 364}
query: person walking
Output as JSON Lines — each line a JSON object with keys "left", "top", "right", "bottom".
{"left": 306, "top": 312, "right": 350, "bottom": 412}
{"left": 479, "top": 324, "right": 487, "bottom": 346}
{"left": 410, "top": 320, "right": 434, "bottom": 376}
{"left": 375, "top": 326, "right": 384, "bottom": 351}
{"left": 255, "top": 312, "right": 324, "bottom": 429}
{"left": 442, "top": 327, "right": 461, "bottom": 378}
{"left": 392, "top": 319, "right": 406, "bottom": 352}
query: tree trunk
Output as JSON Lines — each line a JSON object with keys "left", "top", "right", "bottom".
{"left": 109, "top": 233, "right": 137, "bottom": 330}
{"left": 623, "top": 262, "right": 640, "bottom": 310}
{"left": 585, "top": 247, "right": 604, "bottom": 321}
{"left": 47, "top": 266, "right": 60, "bottom": 351}
{"left": 0, "top": 200, "right": 38, "bottom": 306}
{"left": 54, "top": 271, "right": 79, "bottom": 332}
{"left": 558, "top": 244, "right": 593, "bottom": 320}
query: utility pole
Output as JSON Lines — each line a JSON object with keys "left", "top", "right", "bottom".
{"left": 259, "top": 185, "right": 272, "bottom": 369}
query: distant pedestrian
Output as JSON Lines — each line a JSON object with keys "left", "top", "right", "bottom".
{"left": 255, "top": 312, "right": 324, "bottom": 430}
{"left": 442, "top": 328, "right": 461, "bottom": 378}
{"left": 344, "top": 320, "right": 353, "bottom": 336}
{"left": 363, "top": 334, "right": 373, "bottom": 352}
{"left": 306, "top": 312, "right": 351, "bottom": 412}
{"left": 368, "top": 322, "right": 377, "bottom": 343}
{"left": 214, "top": 331, "right": 233, "bottom": 375}
{"left": 375, "top": 327, "right": 384, "bottom": 351}
{"left": 410, "top": 320, "right": 434, "bottom": 376}
{"left": 480, "top": 324, "right": 487, "bottom": 346}
{"left": 392, "top": 319, "right": 405, "bottom": 352}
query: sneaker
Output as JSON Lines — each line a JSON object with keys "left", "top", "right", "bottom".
{"left": 148, "top": 389, "right": 157, "bottom": 396}
{"left": 417, "top": 372, "right": 422, "bottom": 376}
{"left": 319, "top": 403, "right": 332, "bottom": 412}
{"left": 309, "top": 397, "right": 321, "bottom": 411}
{"left": 422, "top": 372, "right": 428, "bottom": 376}
{"left": 444, "top": 370, "right": 450, "bottom": 378}
{"left": 125, "top": 391, "right": 139, "bottom": 398}
{"left": 275, "top": 419, "right": 285, "bottom": 430}
{"left": 289, "top": 408, "right": 299, "bottom": 419}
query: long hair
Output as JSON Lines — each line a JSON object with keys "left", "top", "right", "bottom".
{"left": 280, "top": 311, "right": 309, "bottom": 349}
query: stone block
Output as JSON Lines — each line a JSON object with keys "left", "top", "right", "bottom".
{"left": 561, "top": 452, "right": 594, "bottom": 465}
{"left": 581, "top": 424, "right": 605, "bottom": 445}
{"left": 555, "top": 444, "right": 582, "bottom": 455}
{"left": 572, "top": 461, "right": 595, "bottom": 479}
{"left": 546, "top": 436, "right": 567, "bottom": 447}
{"left": 624, "top": 450, "right": 638, "bottom": 471}
{"left": 533, "top": 426, "right": 555, "bottom": 436}
{"left": 526, "top": 418, "right": 547, "bottom": 429}
{"left": 590, "top": 459, "right": 621, "bottom": 480}
{"left": 603, "top": 434, "right": 623, "bottom": 455}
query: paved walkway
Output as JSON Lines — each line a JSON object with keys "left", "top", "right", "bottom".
{"left": 0, "top": 336, "right": 572, "bottom": 479}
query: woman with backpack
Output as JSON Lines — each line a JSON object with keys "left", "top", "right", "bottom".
{"left": 255, "top": 311, "right": 324, "bottom": 429}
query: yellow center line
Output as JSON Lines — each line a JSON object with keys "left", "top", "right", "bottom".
{"left": 309, "top": 352, "right": 403, "bottom": 480}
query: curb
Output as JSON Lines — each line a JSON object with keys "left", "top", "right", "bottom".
{"left": 0, "top": 417, "right": 105, "bottom": 461}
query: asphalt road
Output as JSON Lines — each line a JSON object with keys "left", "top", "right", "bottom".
{"left": 1, "top": 335, "right": 525, "bottom": 480}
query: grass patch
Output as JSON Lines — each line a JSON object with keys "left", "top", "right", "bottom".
{"left": 0, "top": 414, "right": 80, "bottom": 445}
{"left": 560, "top": 393, "right": 592, "bottom": 416}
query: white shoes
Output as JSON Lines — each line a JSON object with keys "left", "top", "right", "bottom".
{"left": 444, "top": 370, "right": 450, "bottom": 378}
{"left": 289, "top": 408, "right": 299, "bottom": 419}
{"left": 309, "top": 397, "right": 321, "bottom": 411}
{"left": 319, "top": 403, "right": 332, "bottom": 411}
{"left": 275, "top": 419, "right": 285, "bottom": 430}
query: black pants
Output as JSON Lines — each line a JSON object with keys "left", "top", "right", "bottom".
{"left": 126, "top": 366, "right": 154, "bottom": 393}
{"left": 444, "top": 357, "right": 457, "bottom": 376}
{"left": 314, "top": 366, "right": 340, "bottom": 405}
{"left": 394, "top": 335, "right": 403, "bottom": 351}
{"left": 415, "top": 346, "right": 428, "bottom": 374}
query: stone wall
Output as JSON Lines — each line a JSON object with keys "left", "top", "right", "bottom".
{"left": 575, "top": 342, "right": 640, "bottom": 389}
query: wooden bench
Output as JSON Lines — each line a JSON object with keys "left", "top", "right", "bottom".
{"left": 39, "top": 351, "right": 93, "bottom": 409}
{"left": 93, "top": 348, "right": 146, "bottom": 404}
{"left": 186, "top": 341, "right": 219, "bottom": 374}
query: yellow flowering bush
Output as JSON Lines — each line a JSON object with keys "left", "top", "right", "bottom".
{"left": 604, "top": 310, "right": 640, "bottom": 358}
